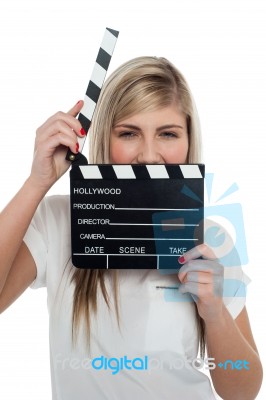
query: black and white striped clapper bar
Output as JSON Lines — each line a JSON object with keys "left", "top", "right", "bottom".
{"left": 70, "top": 163, "right": 205, "bottom": 269}
{"left": 66, "top": 27, "right": 119, "bottom": 162}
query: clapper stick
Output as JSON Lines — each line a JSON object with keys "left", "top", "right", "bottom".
{"left": 65, "top": 27, "right": 119, "bottom": 163}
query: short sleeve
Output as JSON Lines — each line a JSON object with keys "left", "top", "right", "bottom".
{"left": 23, "top": 199, "right": 49, "bottom": 289}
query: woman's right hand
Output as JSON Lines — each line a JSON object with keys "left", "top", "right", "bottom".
{"left": 29, "top": 100, "right": 85, "bottom": 192}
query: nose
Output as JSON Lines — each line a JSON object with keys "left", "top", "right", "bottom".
{"left": 136, "top": 141, "right": 163, "bottom": 164}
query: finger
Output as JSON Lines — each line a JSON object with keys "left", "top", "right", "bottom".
{"left": 37, "top": 113, "right": 85, "bottom": 144}
{"left": 178, "top": 244, "right": 217, "bottom": 264}
{"left": 185, "top": 271, "right": 213, "bottom": 284}
{"left": 180, "top": 279, "right": 223, "bottom": 299}
{"left": 66, "top": 101, "right": 87, "bottom": 136}
{"left": 179, "top": 282, "right": 200, "bottom": 301}
{"left": 62, "top": 103, "right": 86, "bottom": 136}
{"left": 39, "top": 102, "right": 85, "bottom": 138}
{"left": 67, "top": 100, "right": 84, "bottom": 117}
{"left": 36, "top": 120, "right": 78, "bottom": 151}
{"left": 178, "top": 259, "right": 223, "bottom": 282}
{"left": 41, "top": 132, "right": 78, "bottom": 155}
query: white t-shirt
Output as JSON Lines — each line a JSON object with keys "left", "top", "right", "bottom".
{"left": 23, "top": 195, "right": 247, "bottom": 400}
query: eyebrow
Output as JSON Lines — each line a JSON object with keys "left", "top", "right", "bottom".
{"left": 114, "top": 123, "right": 184, "bottom": 131}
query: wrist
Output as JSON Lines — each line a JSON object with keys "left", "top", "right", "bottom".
{"left": 24, "top": 175, "right": 50, "bottom": 200}
{"left": 204, "top": 304, "right": 230, "bottom": 333}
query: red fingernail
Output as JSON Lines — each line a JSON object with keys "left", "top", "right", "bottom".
{"left": 80, "top": 128, "right": 86, "bottom": 136}
{"left": 76, "top": 100, "right": 81, "bottom": 105}
{"left": 178, "top": 256, "right": 185, "bottom": 264}
{"left": 76, "top": 142, "right": 79, "bottom": 153}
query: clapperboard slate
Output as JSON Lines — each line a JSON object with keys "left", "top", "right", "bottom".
{"left": 70, "top": 164, "right": 205, "bottom": 269}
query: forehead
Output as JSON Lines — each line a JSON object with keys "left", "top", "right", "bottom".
{"left": 115, "top": 104, "right": 186, "bottom": 126}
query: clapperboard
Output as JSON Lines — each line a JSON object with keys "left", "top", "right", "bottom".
{"left": 66, "top": 28, "right": 205, "bottom": 269}
{"left": 70, "top": 164, "right": 205, "bottom": 269}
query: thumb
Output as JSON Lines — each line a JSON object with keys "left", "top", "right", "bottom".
{"left": 67, "top": 100, "right": 84, "bottom": 117}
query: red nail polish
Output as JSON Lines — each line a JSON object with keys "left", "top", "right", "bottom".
{"left": 80, "top": 128, "right": 86, "bottom": 136}
{"left": 76, "top": 142, "right": 79, "bottom": 153}
{"left": 178, "top": 256, "right": 185, "bottom": 264}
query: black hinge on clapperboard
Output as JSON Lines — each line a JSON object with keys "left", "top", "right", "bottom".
{"left": 66, "top": 28, "right": 205, "bottom": 270}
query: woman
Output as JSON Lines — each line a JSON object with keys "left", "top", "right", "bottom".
{"left": 0, "top": 56, "right": 263, "bottom": 399}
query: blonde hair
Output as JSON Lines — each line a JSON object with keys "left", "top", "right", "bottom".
{"left": 89, "top": 56, "right": 201, "bottom": 164}
{"left": 72, "top": 56, "right": 205, "bottom": 357}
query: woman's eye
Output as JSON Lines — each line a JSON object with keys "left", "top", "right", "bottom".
{"left": 160, "top": 131, "right": 178, "bottom": 138}
{"left": 118, "top": 131, "right": 137, "bottom": 139}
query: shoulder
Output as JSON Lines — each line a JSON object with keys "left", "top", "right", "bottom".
{"left": 37, "top": 194, "right": 70, "bottom": 225}
{"left": 28, "top": 195, "right": 70, "bottom": 240}
{"left": 42, "top": 194, "right": 70, "bottom": 214}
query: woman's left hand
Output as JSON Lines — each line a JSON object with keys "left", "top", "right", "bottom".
{"left": 178, "top": 244, "right": 224, "bottom": 323}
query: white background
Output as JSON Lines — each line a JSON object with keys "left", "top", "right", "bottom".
{"left": 0, "top": 0, "right": 265, "bottom": 398}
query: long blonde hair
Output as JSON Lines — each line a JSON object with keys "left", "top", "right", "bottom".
{"left": 71, "top": 56, "right": 205, "bottom": 357}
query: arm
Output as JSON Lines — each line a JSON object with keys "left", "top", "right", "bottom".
{"left": 0, "top": 179, "right": 44, "bottom": 311}
{"left": 205, "top": 305, "right": 263, "bottom": 400}
{"left": 0, "top": 101, "right": 84, "bottom": 312}
{"left": 178, "top": 244, "right": 263, "bottom": 400}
